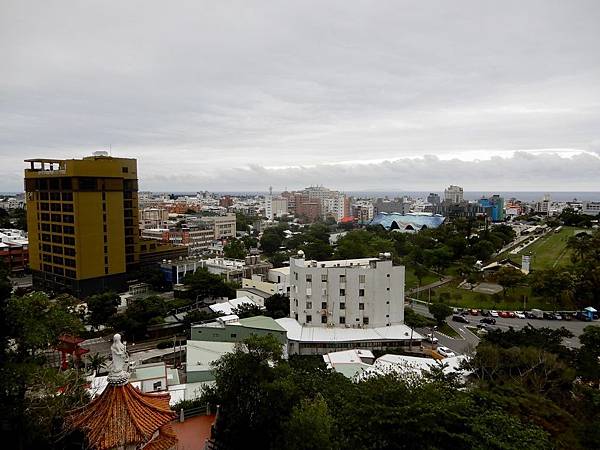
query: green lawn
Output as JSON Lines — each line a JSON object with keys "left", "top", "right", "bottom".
{"left": 430, "top": 279, "right": 554, "bottom": 311}
{"left": 404, "top": 267, "right": 439, "bottom": 290}
{"left": 505, "top": 226, "right": 582, "bottom": 270}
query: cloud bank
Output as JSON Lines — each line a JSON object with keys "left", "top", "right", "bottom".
{"left": 1, "top": 1, "right": 600, "bottom": 191}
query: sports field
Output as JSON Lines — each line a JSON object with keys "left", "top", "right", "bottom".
{"left": 508, "top": 226, "right": 582, "bottom": 270}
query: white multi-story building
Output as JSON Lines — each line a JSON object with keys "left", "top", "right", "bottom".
{"left": 198, "top": 213, "right": 236, "bottom": 239}
{"left": 582, "top": 201, "right": 600, "bottom": 216}
{"left": 444, "top": 185, "right": 464, "bottom": 203}
{"left": 288, "top": 252, "right": 404, "bottom": 328}
{"left": 139, "top": 207, "right": 169, "bottom": 230}
{"left": 352, "top": 200, "right": 375, "bottom": 222}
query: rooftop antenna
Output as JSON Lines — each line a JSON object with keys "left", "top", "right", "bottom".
{"left": 269, "top": 186, "right": 273, "bottom": 196}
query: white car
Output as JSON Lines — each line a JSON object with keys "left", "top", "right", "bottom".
{"left": 490, "top": 310, "right": 499, "bottom": 317}
{"left": 437, "top": 346, "right": 456, "bottom": 358}
{"left": 425, "top": 334, "right": 439, "bottom": 344}
{"left": 514, "top": 311, "right": 526, "bottom": 319}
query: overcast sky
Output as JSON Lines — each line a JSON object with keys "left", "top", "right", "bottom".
{"left": 1, "top": 0, "right": 600, "bottom": 192}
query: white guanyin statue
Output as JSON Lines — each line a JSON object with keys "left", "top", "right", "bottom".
{"left": 108, "top": 333, "right": 130, "bottom": 385}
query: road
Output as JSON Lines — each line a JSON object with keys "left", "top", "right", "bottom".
{"left": 406, "top": 302, "right": 596, "bottom": 353}
{"left": 406, "top": 276, "right": 453, "bottom": 296}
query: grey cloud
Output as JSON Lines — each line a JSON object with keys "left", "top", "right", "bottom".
{"left": 1, "top": 1, "right": 600, "bottom": 191}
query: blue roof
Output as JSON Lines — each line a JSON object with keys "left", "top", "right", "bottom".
{"left": 369, "top": 213, "right": 446, "bottom": 230}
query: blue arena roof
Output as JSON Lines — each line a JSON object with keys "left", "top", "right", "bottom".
{"left": 369, "top": 213, "right": 446, "bottom": 231}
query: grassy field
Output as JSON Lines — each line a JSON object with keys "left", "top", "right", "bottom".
{"left": 404, "top": 267, "right": 439, "bottom": 290}
{"left": 429, "top": 279, "right": 554, "bottom": 311}
{"left": 505, "top": 226, "right": 581, "bottom": 270}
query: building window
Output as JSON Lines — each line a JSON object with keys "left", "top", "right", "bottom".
{"left": 295, "top": 273, "right": 298, "bottom": 281}
{"left": 339, "top": 274, "right": 346, "bottom": 282}
{"left": 387, "top": 274, "right": 390, "bottom": 278}
{"left": 122, "top": 166, "right": 129, "bottom": 173}
{"left": 359, "top": 274, "right": 366, "bottom": 283}
{"left": 339, "top": 289, "right": 345, "bottom": 296}
{"left": 64, "top": 236, "right": 75, "bottom": 245}
{"left": 387, "top": 287, "right": 390, "bottom": 291}
{"left": 321, "top": 315, "right": 327, "bottom": 324}
{"left": 321, "top": 274, "right": 327, "bottom": 282}
{"left": 321, "top": 302, "right": 327, "bottom": 309}
{"left": 359, "top": 303, "right": 365, "bottom": 310}
{"left": 339, "top": 316, "right": 345, "bottom": 324}
{"left": 306, "top": 315, "right": 312, "bottom": 323}
{"left": 359, "top": 289, "right": 365, "bottom": 297}
{"left": 306, "top": 301, "right": 312, "bottom": 309}
{"left": 63, "top": 215, "right": 74, "bottom": 223}
{"left": 306, "top": 274, "right": 312, "bottom": 283}
{"left": 230, "top": 333, "right": 237, "bottom": 338}
{"left": 340, "top": 302, "right": 345, "bottom": 310}
{"left": 363, "top": 317, "right": 369, "bottom": 325}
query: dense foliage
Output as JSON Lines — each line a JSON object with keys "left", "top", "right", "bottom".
{"left": 202, "top": 322, "right": 600, "bottom": 450}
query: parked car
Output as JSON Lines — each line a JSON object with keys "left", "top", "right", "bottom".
{"left": 437, "top": 346, "right": 456, "bottom": 358}
{"left": 470, "top": 309, "right": 480, "bottom": 316}
{"left": 554, "top": 313, "right": 563, "bottom": 320}
{"left": 480, "top": 309, "right": 490, "bottom": 317}
{"left": 543, "top": 312, "right": 556, "bottom": 320}
{"left": 425, "top": 334, "right": 439, "bottom": 344}
{"left": 514, "top": 311, "right": 526, "bottom": 319}
{"left": 480, "top": 317, "right": 496, "bottom": 325}
{"left": 452, "top": 315, "right": 469, "bottom": 324}
{"left": 530, "top": 308, "right": 544, "bottom": 319}
{"left": 499, "top": 311, "right": 510, "bottom": 318}
{"left": 490, "top": 310, "right": 499, "bottom": 317}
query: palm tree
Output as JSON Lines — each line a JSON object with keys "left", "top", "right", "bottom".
{"left": 87, "top": 353, "right": 107, "bottom": 376}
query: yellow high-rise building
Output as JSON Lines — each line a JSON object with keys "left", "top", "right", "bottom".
{"left": 25, "top": 153, "right": 140, "bottom": 296}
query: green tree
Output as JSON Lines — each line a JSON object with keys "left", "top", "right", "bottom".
{"left": 260, "top": 230, "right": 284, "bottom": 254}
{"left": 530, "top": 268, "right": 575, "bottom": 310}
{"left": 496, "top": 266, "right": 525, "bottom": 298}
{"left": 86, "top": 292, "right": 120, "bottom": 329}
{"left": 428, "top": 302, "right": 453, "bottom": 326}
{"left": 264, "top": 293, "right": 290, "bottom": 319}
{"left": 224, "top": 238, "right": 247, "bottom": 259}
{"left": 232, "top": 303, "right": 264, "bottom": 318}
{"left": 86, "top": 352, "right": 107, "bottom": 374}
{"left": 285, "top": 394, "right": 336, "bottom": 450}
{"left": 112, "top": 295, "right": 169, "bottom": 340}
{"left": 184, "top": 268, "right": 236, "bottom": 301}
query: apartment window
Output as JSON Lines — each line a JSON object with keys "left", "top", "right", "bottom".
{"left": 306, "top": 315, "right": 312, "bottom": 323}
{"left": 52, "top": 256, "right": 63, "bottom": 265}
{"left": 41, "top": 213, "right": 50, "bottom": 221}
{"left": 230, "top": 333, "right": 237, "bottom": 338}
{"left": 102, "top": 203, "right": 106, "bottom": 212}
{"left": 41, "top": 223, "right": 50, "bottom": 231}
{"left": 340, "top": 302, "right": 345, "bottom": 310}
{"left": 339, "top": 316, "right": 346, "bottom": 324}
{"left": 62, "top": 192, "right": 73, "bottom": 201}
{"left": 339, "top": 289, "right": 345, "bottom": 297}
{"left": 65, "top": 269, "right": 76, "bottom": 278}
{"left": 386, "top": 274, "right": 390, "bottom": 278}
{"left": 104, "top": 267, "right": 109, "bottom": 275}
{"left": 306, "top": 274, "right": 312, "bottom": 283}
{"left": 50, "top": 192, "right": 61, "bottom": 201}
{"left": 103, "top": 214, "right": 107, "bottom": 222}
{"left": 294, "top": 313, "right": 298, "bottom": 320}
{"left": 51, "top": 214, "right": 61, "bottom": 222}
{"left": 339, "top": 274, "right": 346, "bottom": 282}
{"left": 50, "top": 203, "right": 61, "bottom": 211}
{"left": 321, "top": 302, "right": 327, "bottom": 309}
{"left": 40, "top": 203, "right": 49, "bottom": 211}
{"left": 104, "top": 256, "right": 108, "bottom": 265}
{"left": 62, "top": 203, "right": 73, "bottom": 212}
{"left": 42, "top": 244, "right": 51, "bottom": 252}
{"left": 321, "top": 315, "right": 327, "bottom": 324}
{"left": 387, "top": 287, "right": 390, "bottom": 291}
{"left": 295, "top": 273, "right": 298, "bottom": 281}
{"left": 306, "top": 301, "right": 312, "bottom": 309}
{"left": 64, "top": 237, "right": 75, "bottom": 245}
{"left": 41, "top": 233, "right": 51, "bottom": 242}
{"left": 43, "top": 264, "right": 52, "bottom": 272}
{"left": 63, "top": 215, "right": 74, "bottom": 223}
{"left": 321, "top": 274, "right": 327, "bottom": 282}
{"left": 122, "top": 166, "right": 129, "bottom": 173}
{"left": 42, "top": 254, "right": 51, "bottom": 262}
{"left": 359, "top": 274, "right": 366, "bottom": 283}
{"left": 104, "top": 235, "right": 108, "bottom": 243}
{"left": 40, "top": 192, "right": 49, "bottom": 200}
{"left": 51, "top": 235, "right": 62, "bottom": 244}
{"left": 359, "top": 289, "right": 365, "bottom": 297}
{"left": 51, "top": 224, "right": 62, "bottom": 233}
{"left": 359, "top": 303, "right": 365, "bottom": 310}
{"left": 363, "top": 317, "right": 369, "bottom": 325}
{"left": 64, "top": 247, "right": 76, "bottom": 256}
{"left": 65, "top": 258, "right": 76, "bottom": 268}
{"left": 53, "top": 267, "right": 64, "bottom": 276}
{"left": 63, "top": 226, "right": 74, "bottom": 235}
{"left": 52, "top": 245, "right": 63, "bottom": 254}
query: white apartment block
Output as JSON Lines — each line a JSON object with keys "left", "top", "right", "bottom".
{"left": 289, "top": 253, "right": 405, "bottom": 328}
{"left": 139, "top": 207, "right": 169, "bottom": 230}
{"left": 444, "top": 185, "right": 464, "bottom": 203}
{"left": 352, "top": 201, "right": 375, "bottom": 222}
{"left": 264, "top": 196, "right": 289, "bottom": 221}
{"left": 582, "top": 201, "right": 600, "bottom": 216}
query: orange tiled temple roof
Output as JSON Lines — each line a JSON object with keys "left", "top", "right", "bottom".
{"left": 66, "top": 383, "right": 177, "bottom": 450}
